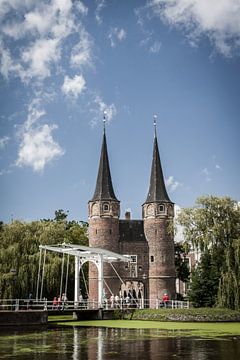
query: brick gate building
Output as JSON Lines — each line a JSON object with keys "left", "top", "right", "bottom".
{"left": 88, "top": 121, "right": 176, "bottom": 307}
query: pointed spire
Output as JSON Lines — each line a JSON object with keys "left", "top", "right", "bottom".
{"left": 91, "top": 113, "right": 118, "bottom": 202}
{"left": 145, "top": 115, "right": 171, "bottom": 203}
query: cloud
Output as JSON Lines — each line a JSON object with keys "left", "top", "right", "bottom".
{"left": 108, "top": 27, "right": 127, "bottom": 47}
{"left": 0, "top": 168, "right": 12, "bottom": 176}
{"left": 201, "top": 167, "right": 211, "bottom": 182}
{"left": 16, "top": 99, "right": 64, "bottom": 172}
{"left": 95, "top": 0, "right": 106, "bottom": 24}
{"left": 94, "top": 95, "right": 117, "bottom": 122}
{"left": 0, "top": 0, "right": 92, "bottom": 82}
{"left": 16, "top": 124, "right": 64, "bottom": 172}
{"left": 70, "top": 29, "right": 93, "bottom": 68}
{"left": 0, "top": 136, "right": 10, "bottom": 149}
{"left": 21, "top": 38, "right": 60, "bottom": 81}
{"left": 215, "top": 164, "right": 222, "bottom": 170}
{"left": 166, "top": 176, "right": 181, "bottom": 192}
{"left": 61, "top": 74, "right": 86, "bottom": 98}
{"left": 148, "top": 0, "right": 240, "bottom": 57}
{"left": 149, "top": 41, "right": 161, "bottom": 53}
{"left": 89, "top": 94, "right": 117, "bottom": 127}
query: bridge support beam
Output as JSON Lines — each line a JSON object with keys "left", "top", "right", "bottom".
{"left": 74, "top": 256, "right": 80, "bottom": 305}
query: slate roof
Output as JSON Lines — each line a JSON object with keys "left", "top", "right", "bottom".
{"left": 119, "top": 220, "right": 146, "bottom": 242}
{"left": 145, "top": 134, "right": 172, "bottom": 203}
{"left": 91, "top": 131, "right": 119, "bottom": 202}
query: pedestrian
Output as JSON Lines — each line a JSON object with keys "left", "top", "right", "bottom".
{"left": 162, "top": 293, "right": 169, "bottom": 308}
{"left": 52, "top": 296, "right": 57, "bottom": 309}
{"left": 110, "top": 294, "right": 114, "bottom": 308}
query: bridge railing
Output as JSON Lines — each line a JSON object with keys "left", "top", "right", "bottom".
{"left": 0, "top": 298, "right": 190, "bottom": 311}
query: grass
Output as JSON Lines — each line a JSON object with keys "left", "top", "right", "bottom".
{"left": 52, "top": 319, "right": 240, "bottom": 338}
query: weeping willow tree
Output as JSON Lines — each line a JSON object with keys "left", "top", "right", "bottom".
{"left": 0, "top": 212, "right": 88, "bottom": 300}
{"left": 178, "top": 196, "right": 240, "bottom": 309}
{"left": 218, "top": 239, "right": 240, "bottom": 309}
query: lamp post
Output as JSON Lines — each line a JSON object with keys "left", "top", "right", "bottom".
{"left": 142, "top": 273, "right": 147, "bottom": 308}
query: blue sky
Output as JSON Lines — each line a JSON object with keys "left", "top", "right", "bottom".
{"left": 0, "top": 0, "right": 240, "bottom": 223}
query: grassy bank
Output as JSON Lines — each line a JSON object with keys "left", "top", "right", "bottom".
{"left": 124, "top": 308, "right": 240, "bottom": 322}
{"left": 48, "top": 308, "right": 240, "bottom": 338}
{"left": 52, "top": 319, "right": 240, "bottom": 338}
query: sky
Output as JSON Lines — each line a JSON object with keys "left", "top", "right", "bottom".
{"left": 0, "top": 0, "right": 240, "bottom": 223}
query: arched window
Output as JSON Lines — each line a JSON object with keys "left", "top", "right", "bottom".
{"left": 159, "top": 204, "right": 165, "bottom": 213}
{"left": 103, "top": 203, "right": 110, "bottom": 212}
{"left": 150, "top": 255, "right": 154, "bottom": 263}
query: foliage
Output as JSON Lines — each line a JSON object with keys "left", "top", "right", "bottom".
{"left": 175, "top": 243, "right": 190, "bottom": 283}
{"left": 0, "top": 211, "right": 88, "bottom": 300}
{"left": 178, "top": 196, "right": 240, "bottom": 310}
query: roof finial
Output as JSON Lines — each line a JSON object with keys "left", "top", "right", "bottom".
{"left": 153, "top": 114, "right": 157, "bottom": 138}
{"left": 103, "top": 110, "right": 107, "bottom": 133}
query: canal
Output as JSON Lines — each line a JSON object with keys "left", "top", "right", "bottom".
{"left": 0, "top": 327, "right": 240, "bottom": 359}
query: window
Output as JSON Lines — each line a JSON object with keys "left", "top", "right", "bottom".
{"left": 103, "top": 203, "right": 109, "bottom": 212}
{"left": 130, "top": 255, "right": 137, "bottom": 263}
{"left": 95, "top": 229, "right": 97, "bottom": 234}
{"left": 109, "top": 229, "right": 112, "bottom": 234}
{"left": 159, "top": 205, "right": 165, "bottom": 213}
{"left": 150, "top": 255, "right": 154, "bottom": 263}
{"left": 125, "top": 255, "right": 138, "bottom": 278}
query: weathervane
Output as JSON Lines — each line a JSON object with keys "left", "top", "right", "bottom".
{"left": 153, "top": 114, "right": 157, "bottom": 137}
{"left": 103, "top": 110, "right": 107, "bottom": 132}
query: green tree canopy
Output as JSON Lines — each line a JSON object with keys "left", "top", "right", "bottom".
{"left": 178, "top": 196, "right": 240, "bottom": 309}
{"left": 0, "top": 211, "right": 88, "bottom": 300}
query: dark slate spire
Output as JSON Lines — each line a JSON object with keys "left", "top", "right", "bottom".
{"left": 91, "top": 121, "right": 118, "bottom": 202}
{"left": 145, "top": 117, "right": 171, "bottom": 203}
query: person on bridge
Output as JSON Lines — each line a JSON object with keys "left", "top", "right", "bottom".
{"left": 162, "top": 293, "right": 169, "bottom": 308}
{"left": 52, "top": 297, "right": 57, "bottom": 309}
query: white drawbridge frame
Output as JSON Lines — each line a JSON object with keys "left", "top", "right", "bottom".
{"left": 37, "top": 243, "right": 129, "bottom": 307}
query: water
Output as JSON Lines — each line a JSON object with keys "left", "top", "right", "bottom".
{"left": 0, "top": 327, "right": 240, "bottom": 359}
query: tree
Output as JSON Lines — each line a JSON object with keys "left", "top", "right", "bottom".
{"left": 175, "top": 243, "right": 190, "bottom": 297}
{"left": 178, "top": 196, "right": 240, "bottom": 309}
{"left": 0, "top": 215, "right": 88, "bottom": 300}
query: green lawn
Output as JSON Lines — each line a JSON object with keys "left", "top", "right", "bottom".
{"left": 52, "top": 319, "right": 240, "bottom": 338}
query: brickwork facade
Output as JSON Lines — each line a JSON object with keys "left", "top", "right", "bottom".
{"left": 87, "top": 127, "right": 176, "bottom": 307}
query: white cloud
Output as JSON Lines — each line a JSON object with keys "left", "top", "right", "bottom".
{"left": 0, "top": 0, "right": 92, "bottom": 81}
{"left": 166, "top": 175, "right": 181, "bottom": 192}
{"left": 75, "top": 1, "right": 88, "bottom": 16}
{"left": 16, "top": 124, "right": 64, "bottom": 172}
{"left": 22, "top": 38, "right": 60, "bottom": 81}
{"left": 149, "top": 41, "right": 161, "bottom": 53}
{"left": 16, "top": 99, "right": 64, "bottom": 172}
{"left": 94, "top": 95, "right": 117, "bottom": 122}
{"left": 215, "top": 164, "right": 222, "bottom": 170}
{"left": 89, "top": 94, "right": 117, "bottom": 127}
{"left": 0, "top": 136, "right": 10, "bottom": 149}
{"left": 148, "top": 0, "right": 240, "bottom": 56}
{"left": 108, "top": 27, "right": 127, "bottom": 47}
{"left": 0, "top": 168, "right": 12, "bottom": 176}
{"left": 201, "top": 167, "right": 211, "bottom": 182}
{"left": 95, "top": 0, "right": 106, "bottom": 24}
{"left": 70, "top": 29, "right": 93, "bottom": 68}
{"left": 61, "top": 74, "right": 86, "bottom": 98}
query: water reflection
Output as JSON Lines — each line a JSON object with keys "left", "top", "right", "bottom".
{"left": 0, "top": 327, "right": 239, "bottom": 359}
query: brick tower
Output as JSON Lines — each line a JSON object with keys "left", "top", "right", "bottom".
{"left": 142, "top": 117, "right": 176, "bottom": 307}
{"left": 88, "top": 121, "right": 120, "bottom": 301}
